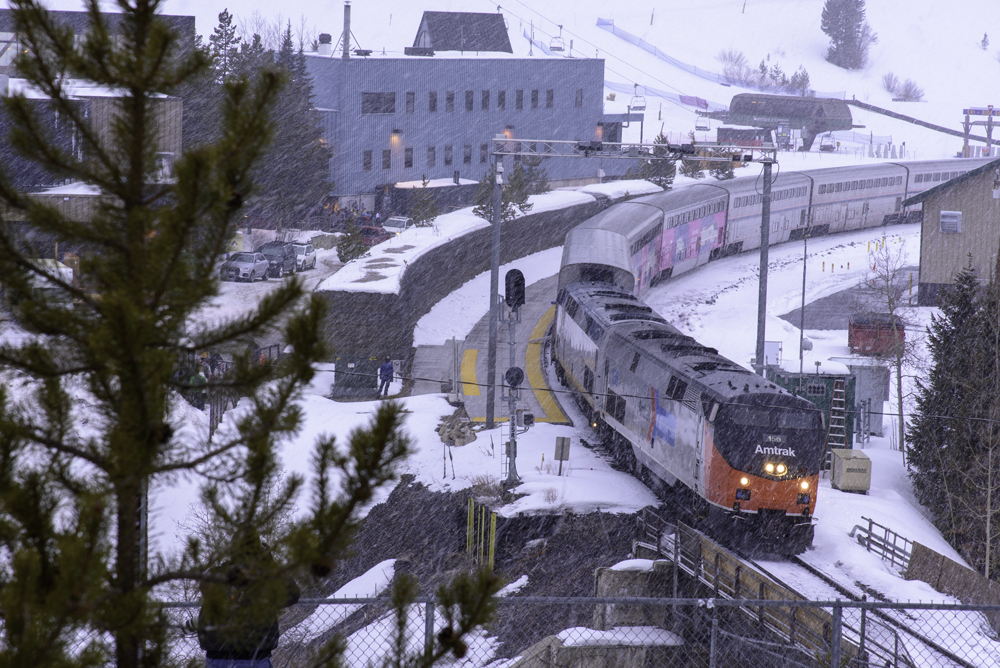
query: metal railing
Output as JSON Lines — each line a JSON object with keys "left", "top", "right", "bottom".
{"left": 850, "top": 516, "right": 912, "bottom": 570}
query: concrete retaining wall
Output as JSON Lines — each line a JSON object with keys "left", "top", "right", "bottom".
{"left": 905, "top": 542, "right": 1000, "bottom": 633}
{"left": 593, "top": 563, "right": 673, "bottom": 630}
{"left": 318, "top": 199, "right": 603, "bottom": 362}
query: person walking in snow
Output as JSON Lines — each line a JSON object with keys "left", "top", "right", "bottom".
{"left": 378, "top": 357, "right": 394, "bottom": 398}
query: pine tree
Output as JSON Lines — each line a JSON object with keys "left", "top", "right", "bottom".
{"left": 409, "top": 175, "right": 440, "bottom": 228}
{"left": 208, "top": 9, "right": 239, "bottom": 80}
{"left": 637, "top": 132, "right": 677, "bottom": 189}
{"left": 0, "top": 2, "right": 497, "bottom": 667}
{"left": 336, "top": 220, "right": 370, "bottom": 262}
{"left": 473, "top": 162, "right": 533, "bottom": 224}
{"left": 821, "top": 0, "right": 877, "bottom": 69}
{"left": 260, "top": 25, "right": 332, "bottom": 230}
{"left": 908, "top": 263, "right": 982, "bottom": 550}
{"left": 790, "top": 66, "right": 811, "bottom": 95}
{"left": 522, "top": 155, "right": 551, "bottom": 194}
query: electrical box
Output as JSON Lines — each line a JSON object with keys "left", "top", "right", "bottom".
{"left": 830, "top": 449, "right": 871, "bottom": 493}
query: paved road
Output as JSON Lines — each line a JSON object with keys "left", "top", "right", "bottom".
{"left": 779, "top": 265, "right": 919, "bottom": 330}
{"left": 411, "top": 274, "right": 571, "bottom": 425}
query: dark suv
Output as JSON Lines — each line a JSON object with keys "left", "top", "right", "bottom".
{"left": 256, "top": 242, "right": 297, "bottom": 278}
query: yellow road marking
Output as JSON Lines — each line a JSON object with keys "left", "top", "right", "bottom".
{"left": 461, "top": 349, "right": 480, "bottom": 396}
{"left": 526, "top": 305, "right": 570, "bottom": 425}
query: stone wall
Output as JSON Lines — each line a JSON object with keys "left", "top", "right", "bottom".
{"left": 318, "top": 199, "right": 603, "bottom": 363}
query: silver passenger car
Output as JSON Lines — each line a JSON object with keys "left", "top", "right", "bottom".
{"left": 220, "top": 252, "right": 269, "bottom": 282}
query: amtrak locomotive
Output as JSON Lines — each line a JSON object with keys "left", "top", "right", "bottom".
{"left": 552, "top": 157, "right": 990, "bottom": 554}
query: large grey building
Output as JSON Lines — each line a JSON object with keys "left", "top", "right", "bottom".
{"left": 305, "top": 11, "right": 632, "bottom": 209}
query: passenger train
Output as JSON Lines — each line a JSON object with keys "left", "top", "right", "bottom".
{"left": 552, "top": 157, "right": 991, "bottom": 554}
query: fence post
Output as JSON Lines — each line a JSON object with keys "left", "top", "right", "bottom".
{"left": 424, "top": 597, "right": 436, "bottom": 661}
{"left": 831, "top": 601, "right": 842, "bottom": 668}
{"left": 709, "top": 604, "right": 718, "bottom": 668}
{"left": 858, "top": 595, "right": 867, "bottom": 662}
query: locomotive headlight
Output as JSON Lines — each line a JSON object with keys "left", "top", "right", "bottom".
{"left": 740, "top": 476, "right": 749, "bottom": 486}
{"left": 765, "top": 463, "right": 775, "bottom": 473}
{"left": 800, "top": 481, "right": 810, "bottom": 491}
{"left": 776, "top": 464, "right": 787, "bottom": 475}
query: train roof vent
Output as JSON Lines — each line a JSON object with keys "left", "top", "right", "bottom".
{"left": 608, "top": 313, "right": 667, "bottom": 323}
{"left": 591, "top": 290, "right": 638, "bottom": 301}
{"left": 606, "top": 303, "right": 653, "bottom": 314}
{"left": 660, "top": 341, "right": 719, "bottom": 356}
{"left": 633, "top": 329, "right": 678, "bottom": 340}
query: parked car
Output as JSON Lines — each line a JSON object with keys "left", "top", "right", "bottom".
{"left": 381, "top": 216, "right": 413, "bottom": 236}
{"left": 220, "top": 252, "right": 269, "bottom": 282}
{"left": 255, "top": 242, "right": 297, "bottom": 278}
{"left": 359, "top": 225, "right": 392, "bottom": 247}
{"left": 290, "top": 243, "right": 317, "bottom": 271}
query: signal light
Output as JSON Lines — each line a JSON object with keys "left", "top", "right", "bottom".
{"left": 505, "top": 269, "right": 525, "bottom": 309}
{"left": 765, "top": 463, "right": 775, "bottom": 473}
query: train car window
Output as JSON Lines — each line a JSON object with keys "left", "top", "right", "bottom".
{"left": 666, "top": 376, "right": 687, "bottom": 401}
{"left": 727, "top": 406, "right": 769, "bottom": 427}
{"left": 565, "top": 295, "right": 579, "bottom": 318}
{"left": 866, "top": 179, "right": 873, "bottom": 188}
{"left": 818, "top": 185, "right": 826, "bottom": 194}
{"left": 914, "top": 174, "right": 923, "bottom": 183}
{"left": 606, "top": 388, "right": 627, "bottom": 422}
{"left": 933, "top": 173, "right": 941, "bottom": 181}
{"left": 896, "top": 176, "right": 903, "bottom": 185}
{"left": 850, "top": 181, "right": 857, "bottom": 190}
{"left": 584, "top": 366, "right": 594, "bottom": 394}
{"left": 834, "top": 183, "right": 842, "bottom": 192}
{"left": 586, "top": 320, "right": 605, "bottom": 342}
{"left": 777, "top": 409, "right": 821, "bottom": 430}
{"left": 556, "top": 289, "right": 567, "bottom": 306}
{"left": 629, "top": 353, "right": 640, "bottom": 373}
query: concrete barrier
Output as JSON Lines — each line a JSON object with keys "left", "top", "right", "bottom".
{"left": 905, "top": 542, "right": 1000, "bottom": 633}
{"left": 318, "top": 200, "right": 603, "bottom": 363}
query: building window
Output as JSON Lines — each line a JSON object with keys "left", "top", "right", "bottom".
{"left": 575, "top": 88, "right": 583, "bottom": 108}
{"left": 480, "top": 143, "right": 488, "bottom": 163}
{"left": 382, "top": 149, "right": 391, "bottom": 169}
{"left": 546, "top": 89, "right": 554, "bottom": 108}
{"left": 482, "top": 90, "right": 489, "bottom": 110}
{"left": 446, "top": 91, "right": 455, "bottom": 112}
{"left": 404, "top": 147, "right": 413, "bottom": 168}
{"left": 463, "top": 144, "right": 472, "bottom": 165}
{"left": 465, "top": 90, "right": 474, "bottom": 111}
{"left": 531, "top": 90, "right": 538, "bottom": 109}
{"left": 940, "top": 211, "right": 962, "bottom": 234}
{"left": 498, "top": 90, "right": 506, "bottom": 109}
{"left": 516, "top": 89, "right": 523, "bottom": 110}
{"left": 429, "top": 91, "right": 437, "bottom": 112}
{"left": 427, "top": 146, "right": 436, "bottom": 167}
{"left": 362, "top": 92, "right": 396, "bottom": 114}
{"left": 444, "top": 145, "right": 453, "bottom": 166}
{"left": 405, "top": 92, "right": 414, "bottom": 113}
{"left": 363, "top": 150, "right": 372, "bottom": 171}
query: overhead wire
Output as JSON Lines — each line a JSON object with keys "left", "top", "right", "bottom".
{"left": 330, "top": 368, "right": 987, "bottom": 427}
{"left": 484, "top": 0, "right": 707, "bottom": 114}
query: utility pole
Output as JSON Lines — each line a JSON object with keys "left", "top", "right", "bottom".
{"left": 754, "top": 159, "right": 774, "bottom": 376}
{"left": 485, "top": 153, "right": 504, "bottom": 428}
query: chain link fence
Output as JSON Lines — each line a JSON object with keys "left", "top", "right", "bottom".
{"left": 146, "top": 595, "right": 1000, "bottom": 667}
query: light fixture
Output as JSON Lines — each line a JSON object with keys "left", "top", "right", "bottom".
{"left": 776, "top": 464, "right": 787, "bottom": 475}
{"left": 765, "top": 463, "right": 775, "bottom": 474}
{"left": 800, "top": 481, "right": 810, "bottom": 490}
{"left": 740, "top": 476, "right": 749, "bottom": 486}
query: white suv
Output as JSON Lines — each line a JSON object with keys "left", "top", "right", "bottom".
{"left": 291, "top": 243, "right": 317, "bottom": 271}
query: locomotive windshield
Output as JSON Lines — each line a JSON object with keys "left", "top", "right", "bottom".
{"left": 725, "top": 405, "right": 821, "bottom": 431}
